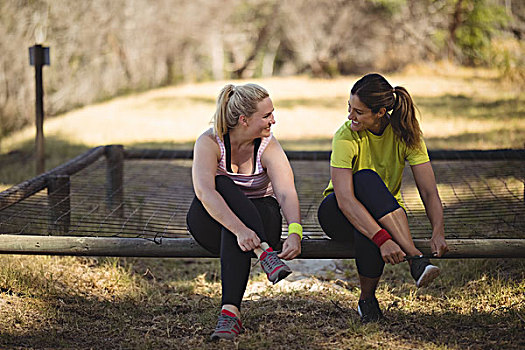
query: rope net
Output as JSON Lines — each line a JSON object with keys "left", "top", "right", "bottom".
{"left": 0, "top": 150, "right": 523, "bottom": 242}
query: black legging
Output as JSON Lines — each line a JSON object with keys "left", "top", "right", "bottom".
{"left": 186, "top": 175, "right": 282, "bottom": 309}
{"left": 317, "top": 169, "right": 401, "bottom": 278}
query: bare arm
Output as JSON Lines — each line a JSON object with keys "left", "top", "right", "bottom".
{"left": 411, "top": 162, "right": 448, "bottom": 257}
{"left": 192, "top": 132, "right": 260, "bottom": 251}
{"left": 331, "top": 167, "right": 405, "bottom": 264}
{"left": 262, "top": 137, "right": 301, "bottom": 259}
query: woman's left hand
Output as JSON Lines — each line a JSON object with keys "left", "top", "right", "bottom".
{"left": 430, "top": 233, "right": 449, "bottom": 257}
{"left": 278, "top": 234, "right": 301, "bottom": 260}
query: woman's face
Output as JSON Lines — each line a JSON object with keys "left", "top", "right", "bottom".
{"left": 246, "top": 97, "right": 275, "bottom": 137}
{"left": 347, "top": 94, "right": 382, "bottom": 133}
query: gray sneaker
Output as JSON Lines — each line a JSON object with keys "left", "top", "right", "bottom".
{"left": 258, "top": 248, "right": 292, "bottom": 284}
{"left": 410, "top": 257, "right": 440, "bottom": 288}
{"left": 210, "top": 310, "right": 242, "bottom": 341}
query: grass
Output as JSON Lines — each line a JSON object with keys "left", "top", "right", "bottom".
{"left": 1, "top": 64, "right": 524, "bottom": 160}
{"left": 0, "top": 66, "right": 524, "bottom": 348}
{"left": 0, "top": 256, "right": 523, "bottom": 349}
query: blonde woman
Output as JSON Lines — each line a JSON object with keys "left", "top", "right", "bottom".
{"left": 186, "top": 83, "right": 302, "bottom": 340}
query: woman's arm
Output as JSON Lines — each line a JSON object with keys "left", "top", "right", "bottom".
{"left": 192, "top": 132, "right": 261, "bottom": 252}
{"left": 262, "top": 137, "right": 301, "bottom": 260}
{"left": 410, "top": 162, "right": 448, "bottom": 257}
{"left": 331, "top": 167, "right": 405, "bottom": 264}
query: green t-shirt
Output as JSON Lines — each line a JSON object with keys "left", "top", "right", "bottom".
{"left": 323, "top": 120, "right": 430, "bottom": 208}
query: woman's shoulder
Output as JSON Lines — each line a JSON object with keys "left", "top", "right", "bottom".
{"left": 195, "top": 128, "right": 221, "bottom": 154}
{"left": 260, "top": 133, "right": 286, "bottom": 164}
{"left": 196, "top": 128, "right": 218, "bottom": 143}
{"left": 261, "top": 133, "right": 280, "bottom": 152}
{"left": 333, "top": 121, "right": 362, "bottom": 147}
{"left": 334, "top": 121, "right": 359, "bottom": 139}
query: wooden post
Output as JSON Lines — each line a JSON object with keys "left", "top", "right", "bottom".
{"left": 47, "top": 175, "right": 70, "bottom": 235}
{"left": 105, "top": 145, "right": 124, "bottom": 217}
{"left": 29, "top": 44, "right": 50, "bottom": 175}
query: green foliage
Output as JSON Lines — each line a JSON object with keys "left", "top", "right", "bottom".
{"left": 454, "top": 0, "right": 509, "bottom": 66}
{"left": 489, "top": 37, "right": 525, "bottom": 88}
{"left": 368, "top": 0, "right": 407, "bottom": 13}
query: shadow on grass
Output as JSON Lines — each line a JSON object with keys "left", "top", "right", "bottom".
{"left": 0, "top": 257, "right": 222, "bottom": 349}
{"left": 425, "top": 129, "right": 525, "bottom": 150}
{"left": 382, "top": 308, "right": 523, "bottom": 349}
{"left": 127, "top": 140, "right": 196, "bottom": 150}
{"left": 0, "top": 257, "right": 523, "bottom": 349}
{"left": 0, "top": 293, "right": 221, "bottom": 349}
{"left": 0, "top": 137, "right": 92, "bottom": 186}
{"left": 416, "top": 94, "right": 524, "bottom": 121}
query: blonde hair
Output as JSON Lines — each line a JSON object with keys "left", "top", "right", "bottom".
{"left": 213, "top": 83, "right": 269, "bottom": 139}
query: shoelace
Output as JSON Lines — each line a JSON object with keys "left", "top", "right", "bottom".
{"left": 255, "top": 250, "right": 285, "bottom": 272}
{"left": 252, "top": 250, "right": 282, "bottom": 267}
{"left": 215, "top": 314, "right": 239, "bottom": 332}
{"left": 404, "top": 253, "right": 437, "bottom": 261}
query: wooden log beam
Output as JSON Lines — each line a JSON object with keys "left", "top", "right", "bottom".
{"left": 0, "top": 235, "right": 523, "bottom": 258}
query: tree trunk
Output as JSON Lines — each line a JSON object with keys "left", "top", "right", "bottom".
{"left": 448, "top": 0, "right": 464, "bottom": 61}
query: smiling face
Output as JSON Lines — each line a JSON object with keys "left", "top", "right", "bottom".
{"left": 347, "top": 94, "right": 384, "bottom": 133}
{"left": 244, "top": 97, "right": 275, "bottom": 137}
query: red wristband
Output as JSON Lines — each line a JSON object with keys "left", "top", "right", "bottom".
{"left": 372, "top": 229, "right": 392, "bottom": 247}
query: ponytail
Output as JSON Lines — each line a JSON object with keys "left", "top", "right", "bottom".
{"left": 212, "top": 83, "right": 269, "bottom": 139}
{"left": 351, "top": 73, "right": 422, "bottom": 149}
{"left": 391, "top": 86, "right": 422, "bottom": 149}
{"left": 213, "top": 85, "right": 235, "bottom": 138}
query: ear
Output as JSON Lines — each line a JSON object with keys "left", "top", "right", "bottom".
{"left": 239, "top": 115, "right": 249, "bottom": 126}
{"left": 377, "top": 107, "right": 387, "bottom": 118}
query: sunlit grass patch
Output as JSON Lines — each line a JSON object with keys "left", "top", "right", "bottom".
{"left": 2, "top": 68, "right": 523, "bottom": 155}
{"left": 0, "top": 255, "right": 523, "bottom": 349}
{"left": 0, "top": 255, "right": 144, "bottom": 301}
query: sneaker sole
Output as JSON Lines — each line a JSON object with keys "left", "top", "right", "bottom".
{"left": 416, "top": 265, "right": 440, "bottom": 288}
{"left": 211, "top": 331, "right": 238, "bottom": 341}
{"left": 271, "top": 267, "right": 292, "bottom": 284}
{"left": 357, "top": 303, "right": 383, "bottom": 323}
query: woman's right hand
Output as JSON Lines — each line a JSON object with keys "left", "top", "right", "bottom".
{"left": 236, "top": 229, "right": 261, "bottom": 252}
{"left": 380, "top": 240, "right": 406, "bottom": 265}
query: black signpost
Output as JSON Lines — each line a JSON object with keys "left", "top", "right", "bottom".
{"left": 29, "top": 44, "right": 50, "bottom": 174}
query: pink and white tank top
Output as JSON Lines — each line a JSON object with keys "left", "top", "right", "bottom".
{"left": 216, "top": 133, "right": 274, "bottom": 199}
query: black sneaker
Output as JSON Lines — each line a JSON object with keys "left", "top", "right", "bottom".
{"left": 357, "top": 297, "right": 383, "bottom": 323}
{"left": 410, "top": 257, "right": 440, "bottom": 288}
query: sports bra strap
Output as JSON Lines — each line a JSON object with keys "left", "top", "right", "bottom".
{"left": 224, "top": 133, "right": 261, "bottom": 174}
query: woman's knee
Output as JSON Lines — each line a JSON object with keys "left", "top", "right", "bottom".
{"left": 353, "top": 169, "right": 384, "bottom": 189}
{"left": 353, "top": 169, "right": 400, "bottom": 219}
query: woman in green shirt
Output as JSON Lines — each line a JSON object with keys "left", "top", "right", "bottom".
{"left": 317, "top": 73, "right": 448, "bottom": 323}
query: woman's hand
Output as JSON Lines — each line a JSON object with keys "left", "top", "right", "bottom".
{"left": 430, "top": 233, "right": 448, "bottom": 257}
{"left": 380, "top": 240, "right": 406, "bottom": 265}
{"left": 236, "top": 229, "right": 261, "bottom": 252}
{"left": 278, "top": 234, "right": 301, "bottom": 260}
